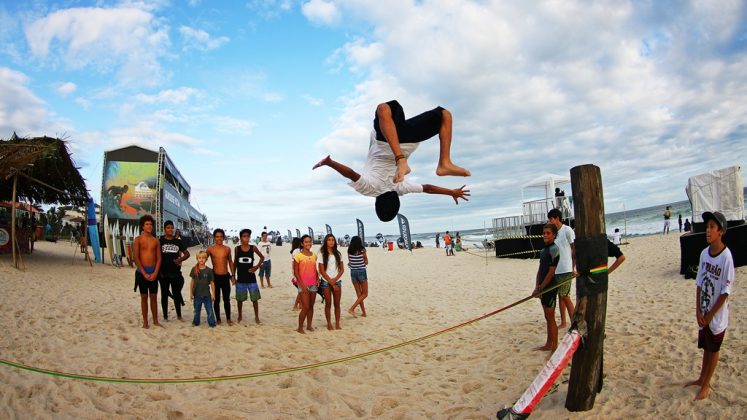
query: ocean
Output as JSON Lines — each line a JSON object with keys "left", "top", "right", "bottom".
{"left": 379, "top": 191, "right": 747, "bottom": 249}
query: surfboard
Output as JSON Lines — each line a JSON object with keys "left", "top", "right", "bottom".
{"left": 87, "top": 199, "right": 102, "bottom": 263}
{"left": 497, "top": 329, "right": 582, "bottom": 419}
{"left": 125, "top": 225, "right": 134, "bottom": 267}
{"left": 104, "top": 215, "right": 115, "bottom": 266}
{"left": 115, "top": 220, "right": 123, "bottom": 266}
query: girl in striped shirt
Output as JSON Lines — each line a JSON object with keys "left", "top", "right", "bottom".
{"left": 347, "top": 236, "right": 369, "bottom": 317}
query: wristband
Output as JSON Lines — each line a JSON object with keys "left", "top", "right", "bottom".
{"left": 395, "top": 154, "right": 406, "bottom": 162}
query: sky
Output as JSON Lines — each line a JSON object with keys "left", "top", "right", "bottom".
{"left": 1, "top": 0, "right": 746, "bottom": 237}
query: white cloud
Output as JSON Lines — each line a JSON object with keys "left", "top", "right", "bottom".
{"left": 212, "top": 116, "right": 256, "bottom": 136}
{"left": 134, "top": 87, "right": 202, "bottom": 105}
{"left": 308, "top": 0, "right": 747, "bottom": 228}
{"left": 302, "top": 0, "right": 341, "bottom": 25}
{"left": 0, "top": 67, "right": 71, "bottom": 137}
{"left": 74, "top": 97, "right": 92, "bottom": 109}
{"left": 302, "top": 94, "right": 324, "bottom": 106}
{"left": 24, "top": 7, "right": 170, "bottom": 86}
{"left": 56, "top": 82, "right": 77, "bottom": 96}
{"left": 246, "top": 0, "right": 293, "bottom": 19}
{"left": 179, "top": 26, "right": 230, "bottom": 52}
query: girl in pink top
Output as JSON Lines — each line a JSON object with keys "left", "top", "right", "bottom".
{"left": 293, "top": 235, "right": 318, "bottom": 333}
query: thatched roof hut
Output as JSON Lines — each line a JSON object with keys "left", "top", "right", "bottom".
{"left": 0, "top": 134, "right": 88, "bottom": 207}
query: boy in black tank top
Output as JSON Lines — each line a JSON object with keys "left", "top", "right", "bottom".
{"left": 234, "top": 229, "right": 264, "bottom": 324}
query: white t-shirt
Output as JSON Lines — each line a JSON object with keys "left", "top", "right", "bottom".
{"left": 555, "top": 224, "right": 575, "bottom": 274}
{"left": 316, "top": 251, "right": 340, "bottom": 280}
{"left": 611, "top": 232, "right": 621, "bottom": 245}
{"left": 696, "top": 246, "right": 735, "bottom": 335}
{"left": 258, "top": 240, "right": 272, "bottom": 261}
{"left": 349, "top": 130, "right": 424, "bottom": 197}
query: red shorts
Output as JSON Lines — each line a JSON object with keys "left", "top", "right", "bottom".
{"left": 698, "top": 325, "right": 725, "bottom": 353}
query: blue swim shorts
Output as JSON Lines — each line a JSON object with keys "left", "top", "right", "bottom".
{"left": 350, "top": 268, "right": 367, "bottom": 282}
{"left": 320, "top": 279, "right": 342, "bottom": 289}
{"left": 236, "top": 282, "right": 261, "bottom": 302}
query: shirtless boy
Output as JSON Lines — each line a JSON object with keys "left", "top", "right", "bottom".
{"left": 206, "top": 228, "right": 236, "bottom": 325}
{"left": 133, "top": 214, "right": 162, "bottom": 329}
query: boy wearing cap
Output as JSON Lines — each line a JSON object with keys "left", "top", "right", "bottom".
{"left": 685, "top": 211, "right": 735, "bottom": 400}
{"left": 313, "top": 100, "right": 470, "bottom": 221}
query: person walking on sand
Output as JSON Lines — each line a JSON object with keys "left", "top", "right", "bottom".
{"left": 663, "top": 206, "right": 672, "bottom": 235}
{"left": 533, "top": 223, "right": 560, "bottom": 353}
{"left": 547, "top": 209, "right": 575, "bottom": 329}
{"left": 678, "top": 214, "right": 683, "bottom": 232}
{"left": 443, "top": 231, "right": 453, "bottom": 256}
{"left": 206, "top": 228, "right": 236, "bottom": 326}
{"left": 258, "top": 231, "right": 273, "bottom": 288}
{"left": 234, "top": 229, "right": 264, "bottom": 324}
{"left": 318, "top": 234, "right": 345, "bottom": 330}
{"left": 159, "top": 220, "right": 190, "bottom": 321}
{"left": 347, "top": 236, "right": 369, "bottom": 317}
{"left": 294, "top": 235, "right": 319, "bottom": 334}
{"left": 133, "top": 214, "right": 162, "bottom": 329}
{"left": 685, "top": 212, "right": 735, "bottom": 400}
{"left": 190, "top": 251, "right": 216, "bottom": 328}
{"left": 313, "top": 100, "right": 470, "bottom": 222}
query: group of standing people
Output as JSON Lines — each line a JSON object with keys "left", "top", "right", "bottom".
{"left": 132, "top": 217, "right": 274, "bottom": 329}
{"left": 291, "top": 234, "right": 369, "bottom": 334}
{"left": 131, "top": 214, "right": 371, "bottom": 334}
{"left": 437, "top": 230, "right": 462, "bottom": 255}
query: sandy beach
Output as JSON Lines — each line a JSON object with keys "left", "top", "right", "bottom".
{"left": 0, "top": 233, "right": 744, "bottom": 419}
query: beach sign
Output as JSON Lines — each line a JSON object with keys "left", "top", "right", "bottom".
{"left": 356, "top": 218, "right": 365, "bottom": 243}
{"left": 325, "top": 224, "right": 332, "bottom": 235}
{"left": 396, "top": 213, "right": 412, "bottom": 251}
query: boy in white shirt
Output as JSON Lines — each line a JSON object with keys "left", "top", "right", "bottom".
{"left": 258, "top": 231, "right": 273, "bottom": 288}
{"left": 685, "top": 211, "right": 735, "bottom": 400}
{"left": 313, "top": 100, "right": 470, "bottom": 221}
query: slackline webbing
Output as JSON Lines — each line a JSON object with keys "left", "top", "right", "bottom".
{"left": 0, "top": 277, "right": 573, "bottom": 384}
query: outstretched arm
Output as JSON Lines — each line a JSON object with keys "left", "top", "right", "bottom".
{"left": 313, "top": 155, "right": 360, "bottom": 182}
{"left": 422, "top": 184, "right": 470, "bottom": 204}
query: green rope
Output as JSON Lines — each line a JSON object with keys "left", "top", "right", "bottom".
{"left": 0, "top": 277, "right": 573, "bottom": 384}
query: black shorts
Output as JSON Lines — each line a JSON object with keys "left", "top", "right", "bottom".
{"left": 698, "top": 325, "right": 725, "bottom": 353}
{"left": 136, "top": 270, "right": 158, "bottom": 295}
{"left": 374, "top": 100, "right": 444, "bottom": 144}
{"left": 539, "top": 278, "right": 558, "bottom": 309}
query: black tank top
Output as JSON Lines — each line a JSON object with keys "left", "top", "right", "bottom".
{"left": 234, "top": 245, "right": 257, "bottom": 284}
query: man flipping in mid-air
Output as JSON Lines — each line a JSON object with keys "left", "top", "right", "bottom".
{"left": 313, "top": 100, "right": 471, "bottom": 222}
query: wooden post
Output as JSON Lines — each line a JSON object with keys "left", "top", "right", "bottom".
{"left": 11, "top": 173, "right": 18, "bottom": 269}
{"left": 565, "top": 164, "right": 608, "bottom": 411}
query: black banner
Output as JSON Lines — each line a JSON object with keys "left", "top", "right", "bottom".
{"left": 356, "top": 218, "right": 365, "bottom": 242}
{"left": 397, "top": 213, "right": 412, "bottom": 251}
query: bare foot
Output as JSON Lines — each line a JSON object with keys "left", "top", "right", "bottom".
{"left": 327, "top": 324, "right": 334, "bottom": 331}
{"left": 142, "top": 323, "right": 149, "bottom": 329}
{"left": 237, "top": 316, "right": 242, "bottom": 323}
{"left": 313, "top": 155, "right": 331, "bottom": 170}
{"left": 306, "top": 326, "right": 315, "bottom": 332}
{"left": 557, "top": 322, "right": 567, "bottom": 329}
{"left": 153, "top": 322, "right": 164, "bottom": 328}
{"left": 255, "top": 318, "right": 261, "bottom": 324}
{"left": 261, "top": 284, "right": 265, "bottom": 289}
{"left": 296, "top": 328, "right": 306, "bottom": 334}
{"left": 684, "top": 379, "right": 703, "bottom": 388}
{"left": 347, "top": 308, "right": 357, "bottom": 318}
{"left": 695, "top": 387, "right": 710, "bottom": 400}
{"left": 436, "top": 161, "right": 470, "bottom": 177}
{"left": 227, "top": 320, "right": 234, "bottom": 326}
{"left": 393, "top": 160, "right": 411, "bottom": 183}
{"left": 268, "top": 283, "right": 273, "bottom": 288}
{"left": 361, "top": 312, "right": 367, "bottom": 317}
{"left": 177, "top": 316, "right": 183, "bottom": 321}
{"left": 217, "top": 320, "right": 222, "bottom": 325}
{"left": 335, "top": 324, "right": 341, "bottom": 330}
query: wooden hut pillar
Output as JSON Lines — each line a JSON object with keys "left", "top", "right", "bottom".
{"left": 10, "top": 172, "right": 18, "bottom": 268}
{"left": 565, "top": 164, "right": 609, "bottom": 411}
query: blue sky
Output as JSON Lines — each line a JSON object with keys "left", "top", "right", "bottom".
{"left": 1, "top": 0, "right": 746, "bottom": 237}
